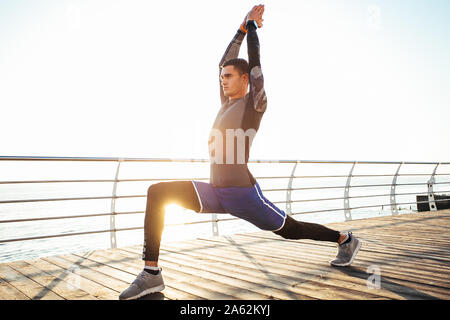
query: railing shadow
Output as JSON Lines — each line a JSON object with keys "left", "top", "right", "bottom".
{"left": 222, "top": 235, "right": 300, "bottom": 299}
{"left": 334, "top": 266, "right": 440, "bottom": 300}
{"left": 32, "top": 252, "right": 94, "bottom": 300}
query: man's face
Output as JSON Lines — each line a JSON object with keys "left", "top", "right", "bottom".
{"left": 220, "top": 65, "right": 248, "bottom": 98}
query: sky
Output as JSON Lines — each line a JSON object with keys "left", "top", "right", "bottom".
{"left": 0, "top": 0, "right": 449, "bottom": 162}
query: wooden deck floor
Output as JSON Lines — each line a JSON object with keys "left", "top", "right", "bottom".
{"left": 1, "top": 210, "right": 449, "bottom": 300}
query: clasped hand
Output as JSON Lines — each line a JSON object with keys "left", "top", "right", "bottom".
{"left": 241, "top": 4, "right": 265, "bottom": 31}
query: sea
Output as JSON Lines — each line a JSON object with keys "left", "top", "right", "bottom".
{"left": 1, "top": 159, "right": 449, "bottom": 263}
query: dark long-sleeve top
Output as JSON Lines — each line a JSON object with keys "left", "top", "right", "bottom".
{"left": 208, "top": 22, "right": 268, "bottom": 187}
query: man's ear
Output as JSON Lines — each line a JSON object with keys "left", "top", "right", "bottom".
{"left": 242, "top": 73, "right": 249, "bottom": 82}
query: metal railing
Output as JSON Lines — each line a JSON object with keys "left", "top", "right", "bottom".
{"left": 1, "top": 156, "right": 449, "bottom": 248}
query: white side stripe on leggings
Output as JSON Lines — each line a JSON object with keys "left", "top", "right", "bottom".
{"left": 254, "top": 184, "right": 286, "bottom": 221}
{"left": 191, "top": 181, "right": 203, "bottom": 213}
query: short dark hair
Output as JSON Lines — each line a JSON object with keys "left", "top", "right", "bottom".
{"left": 222, "top": 58, "right": 249, "bottom": 75}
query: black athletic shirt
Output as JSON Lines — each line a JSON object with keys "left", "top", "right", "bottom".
{"left": 208, "top": 22, "right": 268, "bottom": 187}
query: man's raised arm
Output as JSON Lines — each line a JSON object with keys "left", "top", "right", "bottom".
{"left": 218, "top": 20, "right": 248, "bottom": 105}
{"left": 246, "top": 8, "right": 267, "bottom": 113}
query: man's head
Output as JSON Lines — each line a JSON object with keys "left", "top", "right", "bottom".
{"left": 220, "top": 58, "right": 249, "bottom": 99}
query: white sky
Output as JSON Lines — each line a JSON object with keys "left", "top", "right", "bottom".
{"left": 1, "top": 0, "right": 449, "bottom": 162}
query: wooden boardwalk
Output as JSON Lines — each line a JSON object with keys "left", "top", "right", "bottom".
{"left": 1, "top": 210, "right": 449, "bottom": 300}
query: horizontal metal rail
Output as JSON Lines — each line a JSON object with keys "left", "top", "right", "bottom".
{"left": 1, "top": 155, "right": 449, "bottom": 165}
{"left": 291, "top": 199, "right": 443, "bottom": 216}
{"left": 0, "top": 227, "right": 144, "bottom": 244}
{"left": 3, "top": 189, "right": 450, "bottom": 225}
{"left": 2, "top": 192, "right": 448, "bottom": 226}
{"left": 264, "top": 181, "right": 450, "bottom": 192}
{"left": 1, "top": 198, "right": 448, "bottom": 244}
{"left": 2, "top": 173, "right": 450, "bottom": 185}
{"left": 2, "top": 181, "right": 449, "bottom": 205}
{"left": 1, "top": 156, "right": 449, "bottom": 247}
{"left": 278, "top": 190, "right": 450, "bottom": 204}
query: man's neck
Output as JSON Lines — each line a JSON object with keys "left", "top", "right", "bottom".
{"left": 228, "top": 92, "right": 248, "bottom": 101}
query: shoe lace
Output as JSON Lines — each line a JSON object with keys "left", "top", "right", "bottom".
{"left": 337, "top": 241, "right": 351, "bottom": 260}
{"left": 132, "top": 271, "right": 148, "bottom": 286}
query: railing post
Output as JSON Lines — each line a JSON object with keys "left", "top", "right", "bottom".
{"left": 427, "top": 163, "right": 440, "bottom": 212}
{"left": 286, "top": 162, "right": 298, "bottom": 215}
{"left": 344, "top": 162, "right": 356, "bottom": 221}
{"left": 211, "top": 214, "right": 219, "bottom": 236}
{"left": 110, "top": 159, "right": 123, "bottom": 248}
{"left": 390, "top": 162, "right": 403, "bottom": 215}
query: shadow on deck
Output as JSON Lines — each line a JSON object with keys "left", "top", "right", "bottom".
{"left": 1, "top": 210, "right": 449, "bottom": 300}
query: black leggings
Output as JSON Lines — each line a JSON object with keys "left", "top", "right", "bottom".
{"left": 142, "top": 181, "right": 341, "bottom": 261}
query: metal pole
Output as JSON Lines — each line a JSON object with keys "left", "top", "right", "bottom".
{"left": 286, "top": 162, "right": 298, "bottom": 215}
{"left": 390, "top": 162, "right": 403, "bottom": 215}
{"left": 211, "top": 214, "right": 219, "bottom": 236}
{"left": 110, "top": 159, "right": 123, "bottom": 248}
{"left": 428, "top": 163, "right": 440, "bottom": 211}
{"left": 344, "top": 162, "right": 356, "bottom": 221}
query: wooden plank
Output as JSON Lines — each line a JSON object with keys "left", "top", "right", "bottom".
{"left": 42, "top": 254, "right": 135, "bottom": 295}
{"left": 204, "top": 235, "right": 450, "bottom": 288}
{"left": 104, "top": 249, "right": 274, "bottom": 300}
{"left": 73, "top": 248, "right": 238, "bottom": 300}
{"left": 235, "top": 232, "right": 450, "bottom": 265}
{"left": 335, "top": 231, "right": 450, "bottom": 246}
{"left": 71, "top": 249, "right": 204, "bottom": 300}
{"left": 348, "top": 228, "right": 450, "bottom": 239}
{"left": 234, "top": 233, "right": 450, "bottom": 269}
{"left": 0, "top": 278, "right": 30, "bottom": 300}
{"left": 116, "top": 248, "right": 313, "bottom": 300}
{"left": 98, "top": 249, "right": 287, "bottom": 300}
{"left": 168, "top": 238, "right": 449, "bottom": 299}
{"left": 119, "top": 247, "right": 369, "bottom": 300}
{"left": 331, "top": 214, "right": 450, "bottom": 226}
{"left": 192, "top": 234, "right": 450, "bottom": 280}
{"left": 46, "top": 252, "right": 172, "bottom": 300}
{"left": 156, "top": 247, "right": 404, "bottom": 300}
{"left": 81, "top": 248, "right": 234, "bottom": 300}
{"left": 262, "top": 233, "right": 450, "bottom": 257}
{"left": 297, "top": 224, "right": 450, "bottom": 247}
{"left": 324, "top": 214, "right": 449, "bottom": 229}
{"left": 159, "top": 241, "right": 448, "bottom": 299}
{"left": 0, "top": 264, "right": 63, "bottom": 300}
{"left": 225, "top": 239, "right": 450, "bottom": 292}
{"left": 239, "top": 236, "right": 450, "bottom": 280}
{"left": 122, "top": 247, "right": 395, "bottom": 300}
{"left": 0, "top": 210, "right": 447, "bottom": 300}
{"left": 25, "top": 257, "right": 119, "bottom": 300}
{"left": 326, "top": 216, "right": 450, "bottom": 236}
{"left": 7, "top": 260, "right": 96, "bottom": 300}
{"left": 219, "top": 241, "right": 448, "bottom": 291}
{"left": 305, "top": 218, "right": 450, "bottom": 242}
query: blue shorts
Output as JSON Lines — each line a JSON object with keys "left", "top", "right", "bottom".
{"left": 191, "top": 180, "right": 286, "bottom": 232}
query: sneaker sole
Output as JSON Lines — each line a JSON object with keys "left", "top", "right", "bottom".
{"left": 330, "top": 239, "right": 362, "bottom": 267}
{"left": 120, "top": 284, "right": 165, "bottom": 300}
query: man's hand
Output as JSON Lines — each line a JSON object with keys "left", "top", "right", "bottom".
{"left": 240, "top": 4, "right": 264, "bottom": 33}
{"left": 247, "top": 4, "right": 264, "bottom": 27}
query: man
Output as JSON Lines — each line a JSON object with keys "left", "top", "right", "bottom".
{"left": 119, "top": 5, "right": 361, "bottom": 300}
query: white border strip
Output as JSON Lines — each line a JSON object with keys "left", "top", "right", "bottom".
{"left": 191, "top": 181, "right": 203, "bottom": 213}
{"left": 254, "top": 183, "right": 286, "bottom": 231}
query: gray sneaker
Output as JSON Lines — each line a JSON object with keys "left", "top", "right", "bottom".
{"left": 119, "top": 268, "right": 165, "bottom": 300}
{"left": 330, "top": 232, "right": 362, "bottom": 267}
